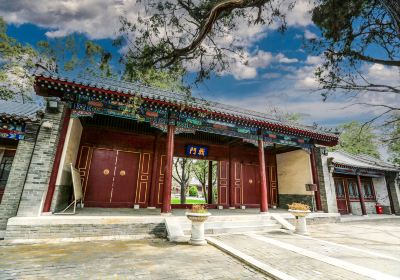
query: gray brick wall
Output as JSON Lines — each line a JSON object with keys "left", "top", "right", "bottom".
{"left": 386, "top": 172, "right": 400, "bottom": 215}
{"left": 5, "top": 222, "right": 166, "bottom": 240}
{"left": 51, "top": 184, "right": 72, "bottom": 212}
{"left": 0, "top": 123, "right": 39, "bottom": 230}
{"left": 17, "top": 103, "right": 66, "bottom": 217}
{"left": 315, "top": 147, "right": 338, "bottom": 213}
{"left": 278, "top": 194, "right": 313, "bottom": 209}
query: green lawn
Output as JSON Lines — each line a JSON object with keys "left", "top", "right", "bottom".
{"left": 171, "top": 197, "right": 206, "bottom": 204}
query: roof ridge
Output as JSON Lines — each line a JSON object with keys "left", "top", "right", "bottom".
{"left": 35, "top": 71, "right": 339, "bottom": 139}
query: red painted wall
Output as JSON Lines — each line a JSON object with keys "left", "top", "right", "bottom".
{"left": 75, "top": 126, "right": 278, "bottom": 208}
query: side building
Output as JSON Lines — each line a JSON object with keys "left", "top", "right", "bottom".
{"left": 0, "top": 100, "right": 45, "bottom": 234}
{"left": 326, "top": 151, "right": 400, "bottom": 215}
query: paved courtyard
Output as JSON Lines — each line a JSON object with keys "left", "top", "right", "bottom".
{"left": 1, "top": 219, "right": 399, "bottom": 279}
{"left": 0, "top": 239, "right": 269, "bottom": 280}
{"left": 211, "top": 219, "right": 400, "bottom": 280}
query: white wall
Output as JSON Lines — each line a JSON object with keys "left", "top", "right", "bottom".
{"left": 373, "top": 177, "right": 390, "bottom": 206}
{"left": 55, "top": 118, "right": 83, "bottom": 186}
{"left": 320, "top": 154, "right": 338, "bottom": 213}
{"left": 350, "top": 201, "right": 376, "bottom": 215}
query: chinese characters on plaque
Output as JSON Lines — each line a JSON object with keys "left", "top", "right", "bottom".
{"left": 185, "top": 145, "right": 209, "bottom": 157}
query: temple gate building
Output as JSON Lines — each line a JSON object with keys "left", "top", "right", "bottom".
{"left": 0, "top": 68, "right": 399, "bottom": 238}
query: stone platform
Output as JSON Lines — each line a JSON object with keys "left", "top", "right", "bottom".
{"left": 3, "top": 208, "right": 341, "bottom": 243}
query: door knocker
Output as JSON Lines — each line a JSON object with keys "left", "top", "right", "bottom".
{"left": 103, "top": 169, "right": 110, "bottom": 175}
{"left": 120, "top": 170, "right": 126, "bottom": 176}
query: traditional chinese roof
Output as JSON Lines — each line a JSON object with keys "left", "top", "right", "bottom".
{"left": 0, "top": 100, "right": 44, "bottom": 122}
{"left": 329, "top": 151, "right": 399, "bottom": 172}
{"left": 34, "top": 71, "right": 339, "bottom": 145}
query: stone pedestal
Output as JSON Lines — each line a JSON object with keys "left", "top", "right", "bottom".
{"left": 295, "top": 216, "right": 309, "bottom": 235}
{"left": 288, "top": 209, "right": 310, "bottom": 235}
{"left": 186, "top": 212, "right": 211, "bottom": 246}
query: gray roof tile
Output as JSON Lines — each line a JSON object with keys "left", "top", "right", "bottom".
{"left": 0, "top": 100, "right": 44, "bottom": 122}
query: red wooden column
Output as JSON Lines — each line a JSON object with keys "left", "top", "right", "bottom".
{"left": 161, "top": 125, "right": 175, "bottom": 214}
{"left": 356, "top": 173, "right": 367, "bottom": 215}
{"left": 207, "top": 160, "right": 213, "bottom": 204}
{"left": 258, "top": 138, "right": 268, "bottom": 212}
{"left": 310, "top": 148, "right": 322, "bottom": 211}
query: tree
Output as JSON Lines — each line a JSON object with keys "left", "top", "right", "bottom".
{"left": 119, "top": 1, "right": 399, "bottom": 127}
{"left": 0, "top": 17, "right": 114, "bottom": 100}
{"left": 172, "top": 158, "right": 193, "bottom": 204}
{"left": 311, "top": 0, "right": 399, "bottom": 124}
{"left": 387, "top": 113, "right": 400, "bottom": 165}
{"left": 118, "top": 0, "right": 295, "bottom": 84}
{"left": 264, "top": 105, "right": 304, "bottom": 123}
{"left": 332, "top": 121, "right": 380, "bottom": 158}
{"left": 37, "top": 35, "right": 113, "bottom": 78}
{"left": 0, "top": 15, "right": 187, "bottom": 100}
{"left": 0, "top": 17, "right": 38, "bottom": 100}
{"left": 192, "top": 160, "right": 217, "bottom": 202}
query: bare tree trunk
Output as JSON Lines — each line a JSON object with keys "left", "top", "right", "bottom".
{"left": 180, "top": 167, "right": 186, "bottom": 204}
{"left": 202, "top": 183, "right": 207, "bottom": 202}
{"left": 180, "top": 182, "right": 186, "bottom": 204}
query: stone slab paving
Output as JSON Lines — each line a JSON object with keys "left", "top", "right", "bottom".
{"left": 258, "top": 230, "right": 400, "bottom": 277}
{"left": 213, "top": 234, "right": 371, "bottom": 280}
{"left": 307, "top": 219, "right": 400, "bottom": 260}
{"left": 0, "top": 239, "right": 269, "bottom": 280}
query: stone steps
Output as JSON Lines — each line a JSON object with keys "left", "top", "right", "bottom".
{"left": 166, "top": 214, "right": 283, "bottom": 241}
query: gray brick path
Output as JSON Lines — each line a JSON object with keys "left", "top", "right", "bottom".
{"left": 0, "top": 239, "right": 270, "bottom": 280}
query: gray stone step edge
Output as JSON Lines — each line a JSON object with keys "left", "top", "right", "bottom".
{"left": 270, "top": 214, "right": 295, "bottom": 231}
{"left": 206, "top": 236, "right": 297, "bottom": 280}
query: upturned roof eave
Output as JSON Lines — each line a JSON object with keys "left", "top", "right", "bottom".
{"left": 34, "top": 73, "right": 339, "bottom": 144}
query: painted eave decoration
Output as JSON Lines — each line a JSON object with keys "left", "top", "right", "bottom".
{"left": 0, "top": 101, "right": 44, "bottom": 140}
{"left": 34, "top": 71, "right": 339, "bottom": 147}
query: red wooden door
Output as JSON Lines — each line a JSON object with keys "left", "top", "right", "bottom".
{"left": 334, "top": 178, "right": 349, "bottom": 214}
{"left": 232, "top": 162, "right": 242, "bottom": 205}
{"left": 111, "top": 151, "right": 140, "bottom": 207}
{"left": 268, "top": 165, "right": 278, "bottom": 206}
{"left": 217, "top": 161, "right": 229, "bottom": 205}
{"left": 84, "top": 148, "right": 117, "bottom": 207}
{"left": 242, "top": 164, "right": 260, "bottom": 205}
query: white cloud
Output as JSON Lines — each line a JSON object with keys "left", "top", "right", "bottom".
{"left": 365, "top": 63, "right": 400, "bottom": 84}
{"left": 285, "top": 0, "right": 314, "bottom": 27}
{"left": 0, "top": 0, "right": 316, "bottom": 80}
{"left": 0, "top": 0, "right": 139, "bottom": 39}
{"left": 305, "top": 55, "right": 322, "bottom": 65}
{"left": 304, "top": 29, "right": 318, "bottom": 40}
{"left": 276, "top": 53, "right": 299, "bottom": 64}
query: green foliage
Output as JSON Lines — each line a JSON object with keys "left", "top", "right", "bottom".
{"left": 387, "top": 114, "right": 400, "bottom": 165}
{"left": 192, "top": 160, "right": 217, "bottom": 202}
{"left": 332, "top": 121, "right": 380, "bottom": 158}
{"left": 118, "top": 1, "right": 294, "bottom": 85}
{"left": 0, "top": 17, "right": 38, "bottom": 100}
{"left": 311, "top": 0, "right": 399, "bottom": 100}
{"left": 123, "top": 48, "right": 189, "bottom": 94}
{"left": 1, "top": 15, "right": 188, "bottom": 100}
{"left": 36, "top": 34, "right": 113, "bottom": 77}
{"left": 189, "top": 185, "right": 199, "bottom": 197}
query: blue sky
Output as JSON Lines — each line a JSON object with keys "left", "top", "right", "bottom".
{"left": 1, "top": 0, "right": 396, "bottom": 128}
